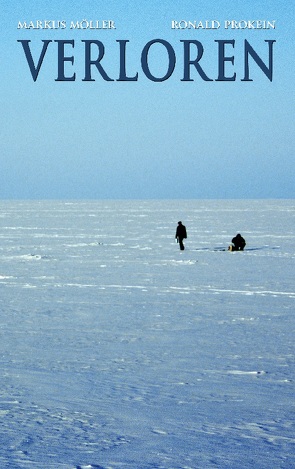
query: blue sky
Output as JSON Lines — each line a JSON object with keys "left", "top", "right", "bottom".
{"left": 1, "top": 0, "right": 294, "bottom": 199}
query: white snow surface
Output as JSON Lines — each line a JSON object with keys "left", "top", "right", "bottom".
{"left": 0, "top": 199, "right": 294, "bottom": 469}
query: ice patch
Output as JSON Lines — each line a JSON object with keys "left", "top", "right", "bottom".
{"left": 152, "top": 428, "right": 168, "bottom": 435}
{"left": 21, "top": 254, "right": 42, "bottom": 260}
{"left": 74, "top": 464, "right": 106, "bottom": 469}
{"left": 209, "top": 288, "right": 295, "bottom": 298}
{"left": 76, "top": 465, "right": 106, "bottom": 469}
{"left": 64, "top": 242, "right": 102, "bottom": 247}
{"left": 164, "top": 259, "right": 197, "bottom": 266}
{"left": 227, "top": 370, "right": 267, "bottom": 376}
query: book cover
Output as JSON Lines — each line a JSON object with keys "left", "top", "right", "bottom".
{"left": 1, "top": 2, "right": 294, "bottom": 468}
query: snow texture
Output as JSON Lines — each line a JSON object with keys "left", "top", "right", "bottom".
{"left": 0, "top": 200, "right": 294, "bottom": 469}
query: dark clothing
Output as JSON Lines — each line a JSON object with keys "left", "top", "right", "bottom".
{"left": 176, "top": 222, "right": 187, "bottom": 250}
{"left": 231, "top": 233, "right": 246, "bottom": 251}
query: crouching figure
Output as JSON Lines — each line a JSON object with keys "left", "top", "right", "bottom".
{"left": 229, "top": 233, "right": 246, "bottom": 251}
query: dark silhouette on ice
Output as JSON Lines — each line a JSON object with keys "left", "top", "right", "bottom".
{"left": 229, "top": 233, "right": 246, "bottom": 251}
{"left": 175, "top": 221, "right": 187, "bottom": 250}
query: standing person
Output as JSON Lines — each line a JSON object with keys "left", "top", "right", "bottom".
{"left": 175, "top": 221, "right": 187, "bottom": 250}
{"left": 229, "top": 233, "right": 246, "bottom": 251}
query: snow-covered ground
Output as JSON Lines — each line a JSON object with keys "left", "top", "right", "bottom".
{"left": 0, "top": 200, "right": 294, "bottom": 469}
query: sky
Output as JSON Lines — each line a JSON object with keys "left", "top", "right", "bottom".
{"left": 1, "top": 0, "right": 294, "bottom": 199}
